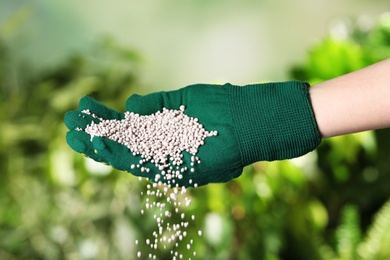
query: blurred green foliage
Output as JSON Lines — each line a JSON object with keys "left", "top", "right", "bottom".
{"left": 1, "top": 11, "right": 390, "bottom": 260}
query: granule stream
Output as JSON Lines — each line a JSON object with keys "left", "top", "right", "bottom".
{"left": 81, "top": 106, "right": 217, "bottom": 259}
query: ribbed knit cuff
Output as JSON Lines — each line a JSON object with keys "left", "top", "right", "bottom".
{"left": 227, "top": 81, "right": 322, "bottom": 165}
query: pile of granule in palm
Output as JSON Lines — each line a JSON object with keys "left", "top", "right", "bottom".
{"left": 82, "top": 106, "right": 217, "bottom": 259}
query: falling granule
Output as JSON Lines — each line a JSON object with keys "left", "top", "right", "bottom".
{"left": 141, "top": 181, "right": 205, "bottom": 258}
{"left": 81, "top": 106, "right": 218, "bottom": 259}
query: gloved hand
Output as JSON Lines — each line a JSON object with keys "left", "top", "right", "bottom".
{"left": 65, "top": 81, "right": 322, "bottom": 187}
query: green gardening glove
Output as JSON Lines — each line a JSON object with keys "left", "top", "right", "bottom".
{"left": 64, "top": 81, "right": 322, "bottom": 187}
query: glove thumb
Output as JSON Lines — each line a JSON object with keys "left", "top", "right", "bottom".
{"left": 126, "top": 90, "right": 183, "bottom": 115}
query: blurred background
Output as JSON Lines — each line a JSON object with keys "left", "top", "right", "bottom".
{"left": 1, "top": 0, "right": 390, "bottom": 259}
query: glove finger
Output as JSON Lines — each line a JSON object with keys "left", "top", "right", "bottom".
{"left": 79, "top": 96, "right": 123, "bottom": 120}
{"left": 92, "top": 136, "right": 155, "bottom": 179}
{"left": 66, "top": 130, "right": 105, "bottom": 162}
{"left": 64, "top": 110, "right": 100, "bottom": 131}
{"left": 91, "top": 136, "right": 198, "bottom": 187}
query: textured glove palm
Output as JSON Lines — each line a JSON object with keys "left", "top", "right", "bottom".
{"left": 65, "top": 81, "right": 322, "bottom": 187}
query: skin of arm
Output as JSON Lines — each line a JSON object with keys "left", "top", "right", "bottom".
{"left": 309, "top": 58, "right": 390, "bottom": 138}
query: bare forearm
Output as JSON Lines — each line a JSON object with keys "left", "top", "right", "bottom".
{"left": 309, "top": 58, "right": 390, "bottom": 138}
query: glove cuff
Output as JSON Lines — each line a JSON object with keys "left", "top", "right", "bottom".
{"left": 227, "top": 81, "right": 322, "bottom": 165}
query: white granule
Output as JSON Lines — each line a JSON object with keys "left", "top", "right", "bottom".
{"left": 83, "top": 107, "right": 217, "bottom": 185}
{"left": 135, "top": 182, "right": 202, "bottom": 259}
{"left": 81, "top": 106, "right": 217, "bottom": 259}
